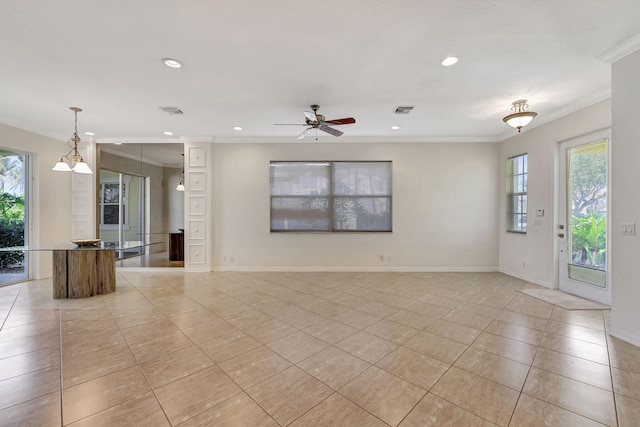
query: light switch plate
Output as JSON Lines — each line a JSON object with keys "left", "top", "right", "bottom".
{"left": 621, "top": 222, "right": 636, "bottom": 235}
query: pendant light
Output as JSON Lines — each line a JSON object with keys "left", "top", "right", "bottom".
{"left": 52, "top": 107, "right": 93, "bottom": 174}
{"left": 176, "top": 153, "right": 185, "bottom": 191}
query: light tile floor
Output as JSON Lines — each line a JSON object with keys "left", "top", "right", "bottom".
{"left": 0, "top": 271, "right": 639, "bottom": 426}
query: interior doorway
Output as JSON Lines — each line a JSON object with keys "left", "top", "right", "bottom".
{"left": 557, "top": 129, "right": 610, "bottom": 305}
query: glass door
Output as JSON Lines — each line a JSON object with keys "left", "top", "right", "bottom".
{"left": 558, "top": 131, "right": 610, "bottom": 304}
{"left": 0, "top": 149, "right": 28, "bottom": 286}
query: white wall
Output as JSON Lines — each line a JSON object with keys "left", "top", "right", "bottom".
{"left": 611, "top": 49, "right": 640, "bottom": 346}
{"left": 211, "top": 142, "right": 499, "bottom": 271}
{"left": 0, "top": 123, "right": 73, "bottom": 279}
{"left": 499, "top": 100, "right": 612, "bottom": 287}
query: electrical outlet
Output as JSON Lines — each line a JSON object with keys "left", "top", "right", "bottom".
{"left": 379, "top": 255, "right": 384, "bottom": 261}
{"left": 387, "top": 255, "right": 392, "bottom": 262}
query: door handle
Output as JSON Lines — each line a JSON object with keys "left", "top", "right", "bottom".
{"left": 557, "top": 233, "right": 565, "bottom": 238}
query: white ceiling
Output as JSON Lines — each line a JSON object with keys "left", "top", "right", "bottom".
{"left": 1, "top": 0, "right": 639, "bottom": 146}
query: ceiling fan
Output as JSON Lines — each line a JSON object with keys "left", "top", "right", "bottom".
{"left": 274, "top": 104, "right": 356, "bottom": 140}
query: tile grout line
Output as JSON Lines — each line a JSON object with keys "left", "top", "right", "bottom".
{"left": 604, "top": 316, "right": 620, "bottom": 427}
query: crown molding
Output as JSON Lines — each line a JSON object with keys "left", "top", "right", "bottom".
{"left": 597, "top": 33, "right": 640, "bottom": 63}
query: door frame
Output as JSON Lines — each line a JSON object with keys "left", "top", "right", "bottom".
{"left": 0, "top": 147, "right": 31, "bottom": 285}
{"left": 555, "top": 128, "right": 611, "bottom": 305}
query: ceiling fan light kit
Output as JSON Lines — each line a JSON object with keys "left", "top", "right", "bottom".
{"left": 503, "top": 99, "right": 537, "bottom": 133}
{"left": 275, "top": 104, "right": 356, "bottom": 140}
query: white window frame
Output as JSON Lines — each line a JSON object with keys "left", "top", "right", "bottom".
{"left": 507, "top": 153, "right": 528, "bottom": 233}
{"left": 99, "top": 175, "right": 131, "bottom": 231}
{"left": 270, "top": 161, "right": 392, "bottom": 232}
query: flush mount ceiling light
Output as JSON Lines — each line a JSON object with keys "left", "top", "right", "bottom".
{"left": 52, "top": 107, "right": 93, "bottom": 174}
{"left": 503, "top": 99, "right": 538, "bottom": 133}
{"left": 163, "top": 58, "right": 182, "bottom": 68}
{"left": 84, "top": 131, "right": 95, "bottom": 136}
{"left": 390, "top": 125, "right": 400, "bottom": 130}
{"left": 441, "top": 56, "right": 458, "bottom": 66}
{"left": 232, "top": 126, "right": 243, "bottom": 131}
{"left": 164, "top": 131, "right": 174, "bottom": 136}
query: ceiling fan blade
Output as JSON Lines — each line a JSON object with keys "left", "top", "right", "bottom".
{"left": 297, "top": 128, "right": 312, "bottom": 139}
{"left": 324, "top": 117, "right": 356, "bottom": 125}
{"left": 319, "top": 125, "right": 343, "bottom": 137}
{"left": 304, "top": 111, "right": 318, "bottom": 122}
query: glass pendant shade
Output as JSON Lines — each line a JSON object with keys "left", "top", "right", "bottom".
{"left": 72, "top": 161, "right": 93, "bottom": 174}
{"left": 504, "top": 112, "right": 536, "bottom": 129}
{"left": 176, "top": 181, "right": 185, "bottom": 191}
{"left": 52, "top": 158, "right": 73, "bottom": 171}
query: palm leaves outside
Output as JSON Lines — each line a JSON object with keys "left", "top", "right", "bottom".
{"left": 0, "top": 150, "right": 26, "bottom": 270}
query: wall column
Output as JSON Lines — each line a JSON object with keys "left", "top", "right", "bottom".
{"left": 183, "top": 142, "right": 211, "bottom": 272}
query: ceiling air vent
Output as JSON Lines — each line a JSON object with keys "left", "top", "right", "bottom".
{"left": 394, "top": 106, "right": 414, "bottom": 114}
{"left": 158, "top": 106, "right": 184, "bottom": 115}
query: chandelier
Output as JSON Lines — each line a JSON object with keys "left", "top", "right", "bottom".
{"left": 52, "top": 107, "right": 93, "bottom": 174}
{"left": 503, "top": 99, "right": 537, "bottom": 133}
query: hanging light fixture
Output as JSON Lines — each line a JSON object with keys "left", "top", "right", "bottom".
{"left": 503, "top": 99, "right": 538, "bottom": 133}
{"left": 176, "top": 153, "right": 185, "bottom": 191}
{"left": 52, "top": 107, "right": 93, "bottom": 174}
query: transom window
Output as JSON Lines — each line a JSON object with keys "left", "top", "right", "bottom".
{"left": 270, "top": 161, "right": 392, "bottom": 232}
{"left": 507, "top": 153, "right": 527, "bottom": 233}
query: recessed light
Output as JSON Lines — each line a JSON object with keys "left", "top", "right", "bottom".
{"left": 113, "top": 142, "right": 122, "bottom": 145}
{"left": 232, "top": 126, "right": 243, "bottom": 131}
{"left": 390, "top": 125, "right": 400, "bottom": 130}
{"left": 163, "top": 131, "right": 174, "bottom": 136}
{"left": 84, "top": 131, "right": 95, "bottom": 136}
{"left": 441, "top": 56, "right": 458, "bottom": 66}
{"left": 163, "top": 58, "right": 183, "bottom": 68}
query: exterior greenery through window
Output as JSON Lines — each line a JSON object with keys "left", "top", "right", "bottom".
{"left": 270, "top": 161, "right": 392, "bottom": 232}
{"left": 0, "top": 149, "right": 28, "bottom": 285}
{"left": 568, "top": 140, "right": 607, "bottom": 271}
{"left": 507, "top": 154, "right": 527, "bottom": 233}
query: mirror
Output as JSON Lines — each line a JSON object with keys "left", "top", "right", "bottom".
{"left": 96, "top": 143, "right": 185, "bottom": 267}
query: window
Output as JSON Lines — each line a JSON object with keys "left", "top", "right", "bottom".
{"left": 270, "top": 161, "right": 392, "bottom": 232}
{"left": 507, "top": 154, "right": 527, "bottom": 233}
{"left": 99, "top": 178, "right": 129, "bottom": 231}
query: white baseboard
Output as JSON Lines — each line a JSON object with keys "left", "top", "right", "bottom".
{"left": 117, "top": 267, "right": 185, "bottom": 273}
{"left": 609, "top": 327, "right": 640, "bottom": 348}
{"left": 499, "top": 268, "right": 554, "bottom": 289}
{"left": 211, "top": 266, "right": 499, "bottom": 273}
{"left": 183, "top": 266, "right": 211, "bottom": 273}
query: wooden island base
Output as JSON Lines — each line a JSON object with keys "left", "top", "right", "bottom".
{"left": 53, "top": 249, "right": 116, "bottom": 298}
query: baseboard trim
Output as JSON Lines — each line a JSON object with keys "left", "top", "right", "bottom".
{"left": 117, "top": 267, "right": 185, "bottom": 273}
{"left": 211, "top": 266, "right": 499, "bottom": 273}
{"left": 498, "top": 268, "right": 554, "bottom": 289}
{"left": 609, "top": 327, "right": 640, "bottom": 348}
